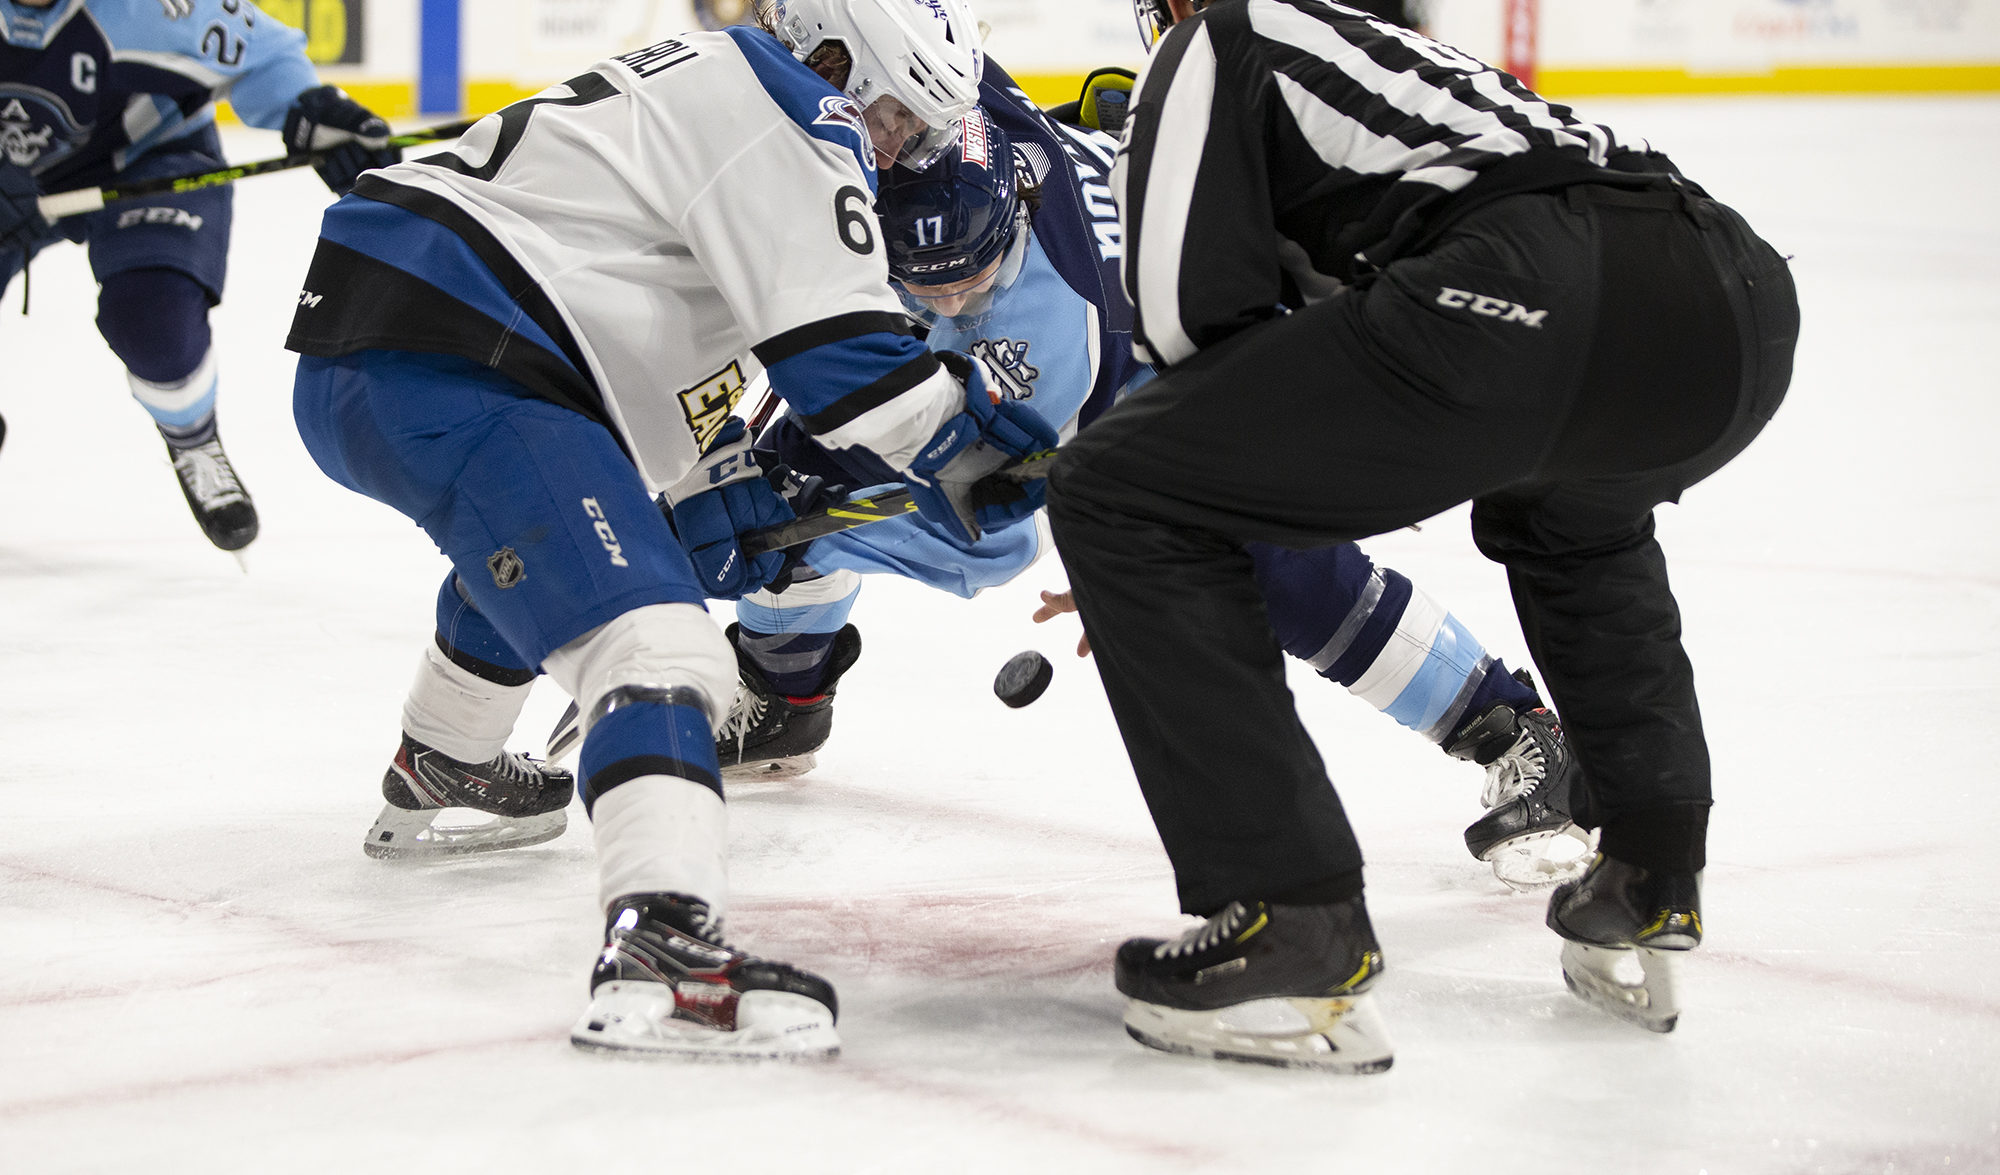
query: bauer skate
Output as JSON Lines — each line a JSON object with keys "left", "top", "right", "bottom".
{"left": 1445, "top": 671, "right": 1594, "bottom": 889}
{"left": 364, "top": 734, "right": 573, "bottom": 860}
{"left": 165, "top": 433, "right": 258, "bottom": 553}
{"left": 572, "top": 893, "right": 839, "bottom": 1060}
{"left": 1546, "top": 854, "right": 1701, "bottom": 1033}
{"left": 1115, "top": 896, "right": 1393, "bottom": 1073}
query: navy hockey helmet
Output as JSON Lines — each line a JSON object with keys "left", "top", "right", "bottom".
{"left": 878, "top": 108, "right": 1022, "bottom": 287}
{"left": 2, "top": 0, "right": 86, "bottom": 50}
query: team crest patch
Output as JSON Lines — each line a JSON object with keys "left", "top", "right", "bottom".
{"left": 969, "top": 337, "right": 1039, "bottom": 401}
{"left": 814, "top": 96, "right": 871, "bottom": 166}
{"left": 487, "top": 547, "right": 525, "bottom": 589}
{"left": 2, "top": 98, "right": 57, "bottom": 168}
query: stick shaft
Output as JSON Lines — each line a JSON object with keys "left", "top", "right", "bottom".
{"left": 36, "top": 118, "right": 481, "bottom": 221}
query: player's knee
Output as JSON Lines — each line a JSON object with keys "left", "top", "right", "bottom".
{"left": 96, "top": 268, "right": 212, "bottom": 383}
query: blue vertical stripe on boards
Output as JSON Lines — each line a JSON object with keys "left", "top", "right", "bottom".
{"left": 419, "top": 0, "right": 463, "bottom": 116}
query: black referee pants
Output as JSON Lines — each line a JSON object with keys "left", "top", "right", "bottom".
{"left": 1047, "top": 184, "right": 1797, "bottom": 916}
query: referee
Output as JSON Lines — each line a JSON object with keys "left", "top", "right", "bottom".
{"left": 1047, "top": 0, "right": 1798, "bottom": 1065}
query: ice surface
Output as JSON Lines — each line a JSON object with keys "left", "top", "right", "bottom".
{"left": 2, "top": 97, "right": 1996, "bottom": 1173}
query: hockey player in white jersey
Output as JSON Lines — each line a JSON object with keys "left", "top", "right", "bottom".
{"left": 1, "top": 0, "right": 399, "bottom": 552}
{"left": 287, "top": 0, "right": 1055, "bottom": 1060}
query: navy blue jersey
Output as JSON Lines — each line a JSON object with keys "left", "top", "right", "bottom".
{"left": 1, "top": 0, "right": 317, "bottom": 188}
{"left": 979, "top": 58, "right": 1145, "bottom": 430}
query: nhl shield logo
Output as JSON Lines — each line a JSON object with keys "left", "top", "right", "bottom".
{"left": 487, "top": 547, "right": 525, "bottom": 589}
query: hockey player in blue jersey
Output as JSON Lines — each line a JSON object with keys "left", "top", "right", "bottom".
{"left": 718, "top": 64, "right": 1585, "bottom": 888}
{"left": 288, "top": 0, "right": 1048, "bottom": 1058}
{"left": 0, "top": 0, "right": 398, "bottom": 551}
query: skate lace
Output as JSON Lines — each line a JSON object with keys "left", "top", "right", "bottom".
{"left": 1480, "top": 725, "right": 1546, "bottom": 808}
{"left": 715, "top": 679, "right": 762, "bottom": 754}
{"left": 172, "top": 440, "right": 248, "bottom": 509}
{"left": 1154, "top": 901, "right": 1252, "bottom": 960}
{"left": 485, "top": 751, "right": 538, "bottom": 787}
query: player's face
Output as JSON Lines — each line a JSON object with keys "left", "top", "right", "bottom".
{"left": 861, "top": 95, "right": 928, "bottom": 170}
{"left": 898, "top": 254, "right": 1005, "bottom": 318}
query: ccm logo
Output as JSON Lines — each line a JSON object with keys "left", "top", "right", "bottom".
{"left": 1436, "top": 287, "right": 1547, "bottom": 328}
{"left": 581, "top": 498, "right": 630, "bottom": 568}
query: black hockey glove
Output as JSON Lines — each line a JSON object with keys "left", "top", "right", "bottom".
{"left": 1, "top": 164, "right": 53, "bottom": 255}
{"left": 283, "top": 86, "right": 401, "bottom": 196}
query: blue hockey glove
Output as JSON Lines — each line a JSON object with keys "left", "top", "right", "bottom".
{"left": 902, "top": 351, "right": 1059, "bottom": 545}
{"left": 1, "top": 164, "right": 52, "bottom": 255}
{"left": 661, "top": 418, "right": 797, "bottom": 600}
{"left": 283, "top": 86, "right": 401, "bottom": 196}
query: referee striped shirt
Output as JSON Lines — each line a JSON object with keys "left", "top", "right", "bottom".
{"left": 1115, "top": 0, "right": 1668, "bottom": 366}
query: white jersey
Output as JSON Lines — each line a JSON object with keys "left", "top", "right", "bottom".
{"left": 288, "top": 28, "right": 960, "bottom": 490}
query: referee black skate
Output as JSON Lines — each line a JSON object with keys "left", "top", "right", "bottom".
{"left": 1047, "top": 0, "right": 1798, "bottom": 1061}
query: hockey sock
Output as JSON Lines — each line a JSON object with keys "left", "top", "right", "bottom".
{"left": 582, "top": 697, "right": 728, "bottom": 914}
{"left": 1457, "top": 659, "right": 1540, "bottom": 727}
{"left": 735, "top": 568, "right": 861, "bottom": 696}
{"left": 401, "top": 641, "right": 533, "bottom": 765}
{"left": 433, "top": 574, "right": 536, "bottom": 680}
{"left": 1251, "top": 541, "right": 1501, "bottom": 742}
{"left": 99, "top": 268, "right": 220, "bottom": 441}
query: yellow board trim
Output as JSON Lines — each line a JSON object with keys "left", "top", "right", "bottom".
{"left": 1539, "top": 62, "right": 2000, "bottom": 96}
{"left": 221, "top": 61, "right": 1999, "bottom": 127}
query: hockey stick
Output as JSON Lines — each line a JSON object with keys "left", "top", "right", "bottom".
{"left": 35, "top": 118, "right": 483, "bottom": 221}
{"left": 544, "top": 452, "right": 1055, "bottom": 760}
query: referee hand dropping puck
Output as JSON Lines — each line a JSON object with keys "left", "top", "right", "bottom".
{"left": 995, "top": 650, "right": 1053, "bottom": 708}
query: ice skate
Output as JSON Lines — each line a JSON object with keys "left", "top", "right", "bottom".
{"left": 364, "top": 734, "right": 573, "bottom": 859}
{"left": 572, "top": 893, "right": 839, "bottom": 1060}
{"left": 164, "top": 433, "right": 259, "bottom": 553}
{"left": 712, "top": 623, "right": 862, "bottom": 780}
{"left": 1114, "top": 896, "right": 1393, "bottom": 1073}
{"left": 1445, "top": 671, "right": 1592, "bottom": 889}
{"left": 1546, "top": 854, "right": 1701, "bottom": 1033}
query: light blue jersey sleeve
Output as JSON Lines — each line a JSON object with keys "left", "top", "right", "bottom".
{"left": 794, "top": 228, "right": 1096, "bottom": 597}
{"left": 921, "top": 233, "right": 1098, "bottom": 442}
{"left": 97, "top": 0, "right": 318, "bottom": 155}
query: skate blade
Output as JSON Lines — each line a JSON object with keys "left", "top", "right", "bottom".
{"left": 546, "top": 702, "right": 582, "bottom": 764}
{"left": 362, "top": 803, "right": 567, "bottom": 860}
{"left": 722, "top": 753, "right": 817, "bottom": 782}
{"left": 1559, "top": 942, "right": 1680, "bottom": 1033}
{"left": 1122, "top": 994, "right": 1393, "bottom": 1073}
{"left": 1487, "top": 825, "right": 1598, "bottom": 891}
{"left": 571, "top": 982, "right": 839, "bottom": 1060}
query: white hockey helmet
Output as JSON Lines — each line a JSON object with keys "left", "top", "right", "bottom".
{"left": 772, "top": 0, "right": 984, "bottom": 170}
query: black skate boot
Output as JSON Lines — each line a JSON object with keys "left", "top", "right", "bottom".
{"left": 572, "top": 892, "right": 839, "bottom": 1059}
{"left": 715, "top": 623, "right": 862, "bottom": 779}
{"left": 1547, "top": 854, "right": 1701, "bottom": 1033}
{"left": 164, "top": 433, "right": 258, "bottom": 552}
{"left": 1445, "top": 671, "right": 1589, "bottom": 887}
{"left": 1114, "top": 896, "right": 1393, "bottom": 1072}
{"left": 364, "top": 734, "right": 574, "bottom": 859}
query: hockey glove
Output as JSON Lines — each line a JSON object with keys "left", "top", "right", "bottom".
{"left": 283, "top": 86, "right": 401, "bottom": 196}
{"left": 661, "top": 418, "right": 797, "bottom": 600}
{"left": 1, "top": 164, "right": 52, "bottom": 255}
{"left": 901, "top": 350, "right": 1059, "bottom": 545}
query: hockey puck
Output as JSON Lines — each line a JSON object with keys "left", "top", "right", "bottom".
{"left": 994, "top": 650, "right": 1053, "bottom": 708}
